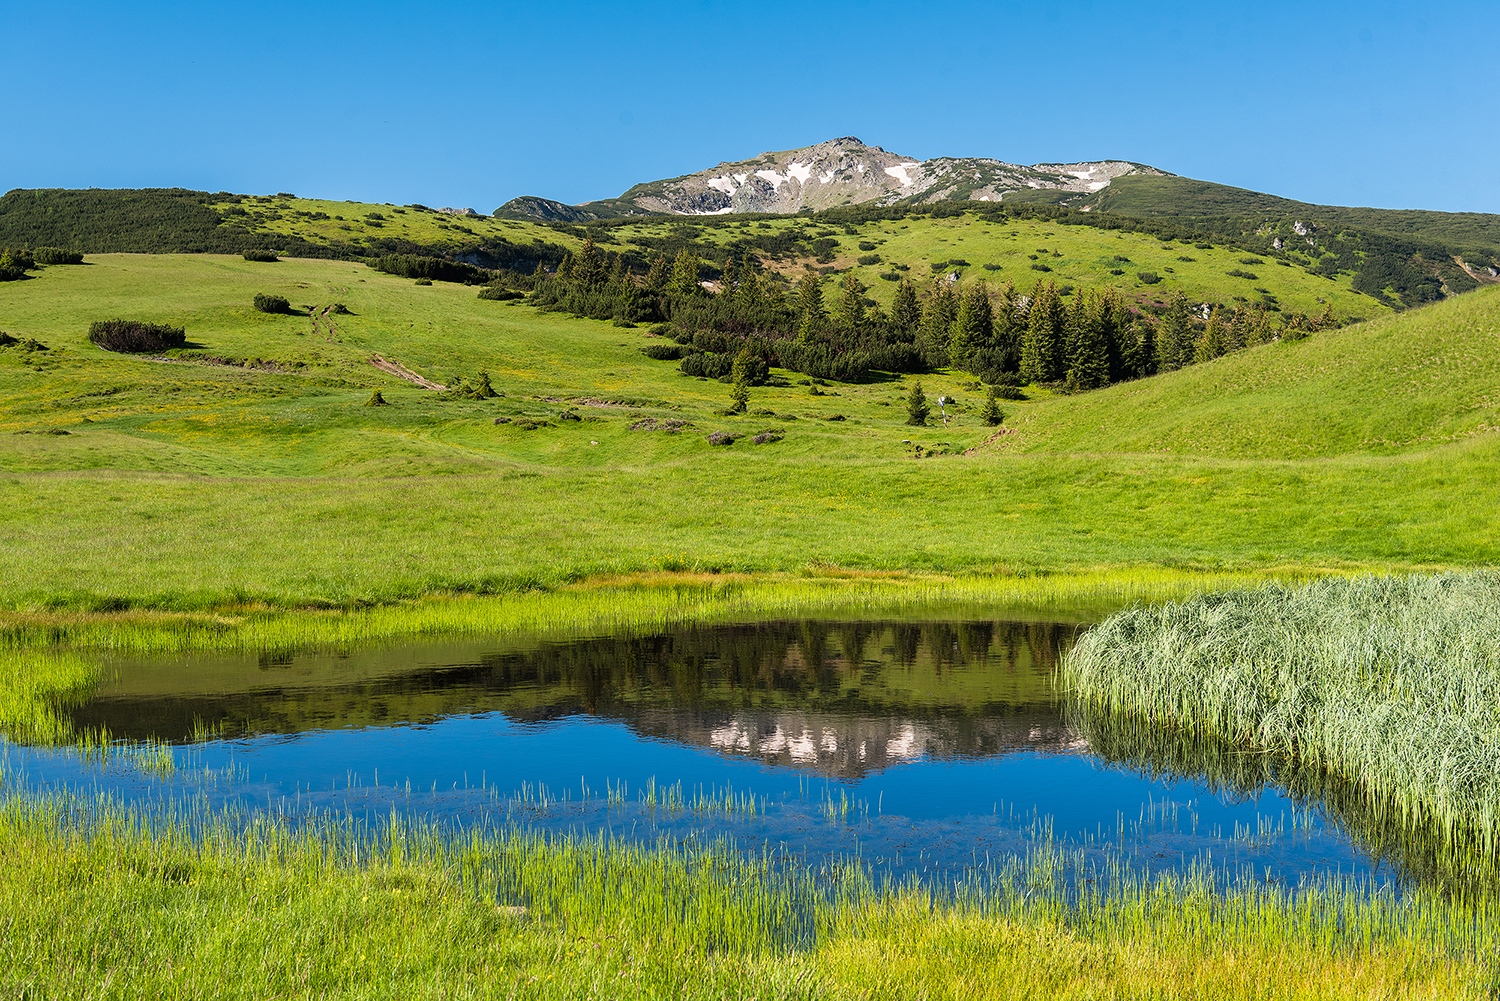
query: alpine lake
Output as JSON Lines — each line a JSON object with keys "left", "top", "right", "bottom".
{"left": 4, "top": 603, "right": 1442, "bottom": 892}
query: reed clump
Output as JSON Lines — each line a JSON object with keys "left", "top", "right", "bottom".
{"left": 1065, "top": 570, "right": 1500, "bottom": 868}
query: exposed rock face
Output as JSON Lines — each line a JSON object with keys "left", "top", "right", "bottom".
{"left": 497, "top": 137, "right": 1168, "bottom": 220}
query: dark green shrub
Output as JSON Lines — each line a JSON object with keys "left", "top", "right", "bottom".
{"left": 641, "top": 343, "right": 688, "bottom": 361}
{"left": 88, "top": 319, "right": 186, "bottom": 353}
{"left": 1030, "top": 263, "right": 1052, "bottom": 272}
{"left": 1226, "top": 269, "right": 1259, "bottom": 279}
{"left": 1137, "top": 271, "right": 1161, "bottom": 284}
{"left": 253, "top": 293, "right": 291, "bottom": 314}
{"left": 364, "top": 390, "right": 389, "bottom": 406}
{"left": 35, "top": 247, "right": 83, "bottom": 265}
{"left": 857, "top": 241, "right": 877, "bottom": 252}
{"left": 414, "top": 278, "right": 432, "bottom": 286}
{"left": 477, "top": 286, "right": 523, "bottom": 300}
{"left": 242, "top": 249, "right": 279, "bottom": 262}
{"left": 982, "top": 263, "right": 1003, "bottom": 271}
{"left": 368, "top": 254, "right": 490, "bottom": 284}
{"left": 947, "top": 259, "right": 969, "bottom": 267}
{"left": 857, "top": 254, "right": 881, "bottom": 265}
{"left": 330, "top": 303, "right": 351, "bottom": 314}
{"left": 878, "top": 272, "right": 901, "bottom": 281}
{"left": 0, "top": 248, "right": 36, "bottom": 280}
{"left": 1177, "top": 256, "right": 1196, "bottom": 262}
{"left": 1109, "top": 268, "right": 1126, "bottom": 276}
{"left": 930, "top": 262, "right": 947, "bottom": 272}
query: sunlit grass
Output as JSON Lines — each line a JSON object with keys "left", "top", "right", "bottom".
{"left": 0, "top": 796, "right": 1491, "bottom": 1000}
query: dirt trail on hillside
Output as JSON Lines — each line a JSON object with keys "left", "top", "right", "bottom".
{"left": 369, "top": 353, "right": 446, "bottom": 390}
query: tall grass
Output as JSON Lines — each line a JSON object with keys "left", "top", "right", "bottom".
{"left": 0, "top": 794, "right": 1491, "bottom": 999}
{"left": 1064, "top": 570, "right": 1500, "bottom": 876}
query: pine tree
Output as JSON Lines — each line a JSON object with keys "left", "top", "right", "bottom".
{"left": 980, "top": 384, "right": 1004, "bottom": 426}
{"left": 919, "top": 280, "right": 958, "bottom": 367}
{"left": 572, "top": 236, "right": 603, "bottom": 287}
{"left": 720, "top": 256, "right": 738, "bottom": 295}
{"left": 644, "top": 254, "right": 668, "bottom": 292}
{"left": 1314, "top": 301, "right": 1336, "bottom": 331}
{"left": 1066, "top": 291, "right": 1110, "bottom": 390}
{"left": 555, "top": 252, "right": 574, "bottom": 283}
{"left": 1156, "top": 293, "right": 1194, "bottom": 371}
{"left": 905, "top": 380, "right": 930, "bottom": 426}
{"left": 1193, "top": 306, "right": 1227, "bottom": 363}
{"left": 729, "top": 347, "right": 753, "bottom": 414}
{"left": 837, "top": 271, "right": 866, "bottom": 328}
{"left": 1020, "top": 281, "right": 1064, "bottom": 384}
{"left": 892, "top": 279, "right": 922, "bottom": 334}
{"left": 795, "top": 274, "right": 825, "bottom": 341}
{"left": 667, "top": 249, "right": 701, "bottom": 298}
{"left": 948, "top": 281, "right": 993, "bottom": 372}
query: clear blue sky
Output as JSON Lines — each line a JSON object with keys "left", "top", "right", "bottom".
{"left": 3, "top": 0, "right": 1496, "bottom": 214}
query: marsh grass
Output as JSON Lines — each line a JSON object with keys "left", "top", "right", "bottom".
{"left": 0, "top": 795, "right": 1492, "bottom": 1000}
{"left": 1065, "top": 570, "right": 1500, "bottom": 880}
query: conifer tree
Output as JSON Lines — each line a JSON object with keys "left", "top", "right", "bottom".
{"left": 667, "top": 249, "right": 701, "bottom": 298}
{"left": 980, "top": 384, "right": 1004, "bottom": 426}
{"left": 1193, "top": 306, "right": 1227, "bottom": 363}
{"left": 837, "top": 271, "right": 866, "bottom": 328}
{"left": 795, "top": 274, "right": 825, "bottom": 341}
{"left": 948, "top": 281, "right": 993, "bottom": 372}
{"left": 572, "top": 236, "right": 603, "bottom": 287}
{"left": 1315, "top": 301, "right": 1336, "bottom": 331}
{"left": 918, "top": 280, "right": 958, "bottom": 367}
{"left": 555, "top": 252, "right": 574, "bottom": 283}
{"left": 644, "top": 254, "right": 668, "bottom": 292}
{"left": 720, "top": 256, "right": 738, "bottom": 295}
{"left": 905, "top": 380, "right": 930, "bottom": 426}
{"left": 1020, "top": 281, "right": 1064, "bottom": 383}
{"left": 892, "top": 278, "right": 922, "bottom": 334}
{"left": 729, "top": 347, "right": 753, "bottom": 413}
{"left": 1156, "top": 293, "right": 1194, "bottom": 371}
{"left": 1066, "top": 290, "right": 1110, "bottom": 390}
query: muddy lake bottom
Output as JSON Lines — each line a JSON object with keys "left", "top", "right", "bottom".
{"left": 3, "top": 616, "right": 1398, "bottom": 886}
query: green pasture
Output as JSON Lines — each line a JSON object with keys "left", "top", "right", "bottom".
{"left": 0, "top": 255, "right": 1497, "bottom": 610}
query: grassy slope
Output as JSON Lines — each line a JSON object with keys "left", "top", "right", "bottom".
{"left": 1007, "top": 285, "right": 1500, "bottom": 458}
{"left": 0, "top": 250, "right": 1495, "bottom": 609}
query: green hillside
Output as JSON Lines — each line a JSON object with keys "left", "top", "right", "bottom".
{"left": 1009, "top": 285, "right": 1500, "bottom": 458}
{"left": 1, "top": 249, "right": 1498, "bottom": 610}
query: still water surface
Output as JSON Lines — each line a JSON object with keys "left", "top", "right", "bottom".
{"left": 6, "top": 617, "right": 1395, "bottom": 882}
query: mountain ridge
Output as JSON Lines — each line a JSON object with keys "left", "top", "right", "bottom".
{"left": 496, "top": 137, "right": 1170, "bottom": 221}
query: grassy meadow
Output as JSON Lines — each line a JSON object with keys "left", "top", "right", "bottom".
{"left": 0, "top": 253, "right": 1496, "bottom": 611}
{"left": 2, "top": 222, "right": 1499, "bottom": 995}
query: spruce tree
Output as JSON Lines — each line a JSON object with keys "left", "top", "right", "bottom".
{"left": 837, "top": 271, "right": 866, "bottom": 328}
{"left": 905, "top": 380, "right": 930, "bottom": 426}
{"left": 1193, "top": 306, "right": 1227, "bottom": 363}
{"left": 980, "top": 384, "right": 1004, "bottom": 426}
{"left": 572, "top": 236, "right": 603, "bottom": 288}
{"left": 1020, "top": 281, "right": 1064, "bottom": 384}
{"left": 1066, "top": 291, "right": 1110, "bottom": 390}
{"left": 667, "top": 249, "right": 701, "bottom": 298}
{"left": 795, "top": 274, "right": 825, "bottom": 341}
{"left": 919, "top": 280, "right": 958, "bottom": 367}
{"left": 644, "top": 254, "right": 668, "bottom": 292}
{"left": 1156, "top": 293, "right": 1194, "bottom": 371}
{"left": 892, "top": 279, "right": 922, "bottom": 334}
{"left": 948, "top": 281, "right": 993, "bottom": 373}
{"left": 720, "top": 256, "right": 738, "bottom": 295}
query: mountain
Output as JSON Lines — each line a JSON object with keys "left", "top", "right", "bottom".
{"left": 496, "top": 137, "right": 1168, "bottom": 220}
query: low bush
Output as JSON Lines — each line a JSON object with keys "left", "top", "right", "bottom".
{"left": 948, "top": 258, "right": 969, "bottom": 267}
{"left": 1137, "top": 271, "right": 1161, "bottom": 285}
{"left": 1226, "top": 269, "right": 1259, "bottom": 279}
{"left": 857, "top": 241, "right": 877, "bottom": 251}
{"left": 982, "top": 263, "right": 1003, "bottom": 271}
{"left": 34, "top": 247, "right": 83, "bottom": 265}
{"left": 88, "top": 319, "right": 186, "bottom": 353}
{"left": 252, "top": 293, "right": 291, "bottom": 314}
{"left": 477, "top": 286, "right": 523, "bottom": 301}
{"left": 878, "top": 272, "right": 901, "bottom": 282}
{"left": 1109, "top": 268, "right": 1126, "bottom": 276}
{"left": 857, "top": 254, "right": 881, "bottom": 265}
{"left": 242, "top": 249, "right": 279, "bottom": 262}
{"left": 640, "top": 343, "right": 688, "bottom": 361}
{"left": 1030, "top": 263, "right": 1052, "bottom": 272}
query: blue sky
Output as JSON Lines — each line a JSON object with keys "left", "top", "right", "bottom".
{"left": 3, "top": 0, "right": 1496, "bottom": 213}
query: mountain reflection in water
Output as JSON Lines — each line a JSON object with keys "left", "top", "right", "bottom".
{"left": 74, "top": 619, "right": 1087, "bottom": 779}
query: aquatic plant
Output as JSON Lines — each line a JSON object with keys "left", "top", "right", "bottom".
{"left": 1065, "top": 570, "right": 1500, "bottom": 869}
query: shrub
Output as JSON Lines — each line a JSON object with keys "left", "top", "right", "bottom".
{"left": 982, "top": 263, "right": 1003, "bottom": 271}
{"left": 1112, "top": 255, "right": 1131, "bottom": 262}
{"left": 640, "top": 343, "right": 687, "bottom": 361}
{"left": 88, "top": 319, "right": 186, "bottom": 353}
{"left": 368, "top": 254, "right": 490, "bottom": 284}
{"left": 242, "top": 249, "right": 279, "bottom": 262}
{"left": 34, "top": 247, "right": 83, "bottom": 265}
{"left": 477, "top": 286, "right": 523, "bottom": 300}
{"left": 1137, "top": 271, "right": 1161, "bottom": 285}
{"left": 1239, "top": 256, "right": 1265, "bottom": 265}
{"left": 253, "top": 293, "right": 291, "bottom": 314}
{"left": 330, "top": 303, "right": 351, "bottom": 314}
{"left": 414, "top": 278, "right": 432, "bottom": 286}
{"left": 364, "top": 390, "right": 389, "bottom": 406}
{"left": 878, "top": 271, "right": 901, "bottom": 282}
{"left": 1109, "top": 268, "right": 1126, "bottom": 276}
{"left": 948, "top": 259, "right": 969, "bottom": 267}
{"left": 1226, "top": 269, "right": 1259, "bottom": 280}
{"left": 994, "top": 385, "right": 1027, "bottom": 400}
{"left": 1177, "top": 255, "right": 1196, "bottom": 262}
{"left": 1030, "top": 263, "right": 1052, "bottom": 272}
{"left": 857, "top": 241, "right": 877, "bottom": 252}
{"left": 857, "top": 254, "right": 881, "bottom": 265}
{"left": 930, "top": 262, "right": 947, "bottom": 272}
